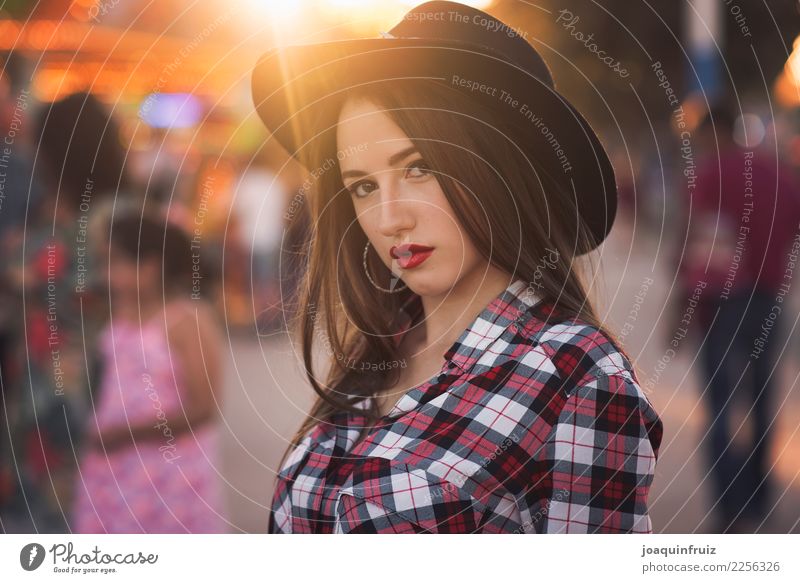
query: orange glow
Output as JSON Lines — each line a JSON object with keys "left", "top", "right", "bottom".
{"left": 69, "top": 2, "right": 92, "bottom": 21}
{"left": 788, "top": 36, "right": 800, "bottom": 81}
{"left": 774, "top": 36, "right": 800, "bottom": 107}
{"left": 397, "top": 0, "right": 493, "bottom": 7}
{"left": 28, "top": 21, "right": 57, "bottom": 50}
{"left": 0, "top": 20, "right": 22, "bottom": 46}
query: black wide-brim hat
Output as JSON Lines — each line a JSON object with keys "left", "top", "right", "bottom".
{"left": 251, "top": 0, "right": 617, "bottom": 252}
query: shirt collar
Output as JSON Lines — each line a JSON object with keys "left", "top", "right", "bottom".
{"left": 389, "top": 277, "right": 545, "bottom": 375}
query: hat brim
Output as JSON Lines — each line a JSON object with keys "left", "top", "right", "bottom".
{"left": 251, "top": 37, "right": 616, "bottom": 252}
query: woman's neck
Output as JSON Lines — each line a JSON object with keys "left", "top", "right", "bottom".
{"left": 416, "top": 265, "right": 513, "bottom": 361}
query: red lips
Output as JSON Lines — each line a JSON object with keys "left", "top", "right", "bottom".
{"left": 389, "top": 243, "right": 434, "bottom": 269}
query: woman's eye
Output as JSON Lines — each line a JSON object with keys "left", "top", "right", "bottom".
{"left": 347, "top": 160, "right": 431, "bottom": 199}
{"left": 406, "top": 159, "right": 432, "bottom": 178}
{"left": 347, "top": 180, "right": 377, "bottom": 199}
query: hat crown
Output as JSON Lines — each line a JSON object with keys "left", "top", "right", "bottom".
{"left": 389, "top": 0, "right": 554, "bottom": 89}
{"left": 250, "top": 0, "right": 617, "bottom": 253}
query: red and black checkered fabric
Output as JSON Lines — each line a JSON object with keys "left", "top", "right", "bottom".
{"left": 269, "top": 279, "right": 663, "bottom": 533}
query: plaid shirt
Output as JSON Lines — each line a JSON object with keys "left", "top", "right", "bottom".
{"left": 269, "top": 278, "right": 664, "bottom": 533}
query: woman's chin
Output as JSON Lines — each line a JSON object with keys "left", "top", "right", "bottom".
{"left": 398, "top": 275, "right": 454, "bottom": 299}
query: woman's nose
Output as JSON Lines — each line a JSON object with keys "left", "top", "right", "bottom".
{"left": 376, "top": 184, "right": 415, "bottom": 237}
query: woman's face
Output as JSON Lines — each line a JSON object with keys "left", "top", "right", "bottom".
{"left": 336, "top": 97, "right": 489, "bottom": 298}
{"left": 105, "top": 245, "right": 160, "bottom": 305}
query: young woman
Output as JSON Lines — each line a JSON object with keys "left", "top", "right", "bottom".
{"left": 71, "top": 214, "right": 226, "bottom": 533}
{"left": 251, "top": 0, "right": 664, "bottom": 533}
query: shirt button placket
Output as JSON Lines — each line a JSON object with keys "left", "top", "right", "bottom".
{"left": 437, "top": 362, "right": 455, "bottom": 383}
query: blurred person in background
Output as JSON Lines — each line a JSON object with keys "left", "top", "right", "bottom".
{"left": 0, "top": 51, "right": 42, "bottom": 241}
{"left": 0, "top": 51, "right": 43, "bottom": 512}
{"left": 72, "top": 213, "right": 227, "bottom": 533}
{"left": 1, "top": 91, "right": 134, "bottom": 532}
{"left": 673, "top": 102, "right": 800, "bottom": 533}
{"left": 234, "top": 143, "right": 291, "bottom": 332}
{"left": 186, "top": 158, "right": 246, "bottom": 327}
{"left": 275, "top": 181, "right": 312, "bottom": 334}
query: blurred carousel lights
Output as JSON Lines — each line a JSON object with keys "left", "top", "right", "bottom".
{"left": 242, "top": 1, "right": 495, "bottom": 27}
{"left": 397, "top": 0, "right": 493, "bottom": 7}
{"left": 323, "top": 0, "right": 496, "bottom": 35}
{"left": 733, "top": 113, "right": 766, "bottom": 149}
{"left": 236, "top": 0, "right": 493, "bottom": 44}
{"left": 774, "top": 35, "right": 800, "bottom": 107}
{"left": 139, "top": 92, "right": 203, "bottom": 129}
{"left": 325, "top": 0, "right": 493, "bottom": 8}
{"left": 240, "top": 0, "right": 306, "bottom": 46}
{"left": 69, "top": 0, "right": 104, "bottom": 22}
{"left": 241, "top": 0, "right": 304, "bottom": 21}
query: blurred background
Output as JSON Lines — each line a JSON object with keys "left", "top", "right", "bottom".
{"left": 1, "top": 0, "right": 800, "bottom": 533}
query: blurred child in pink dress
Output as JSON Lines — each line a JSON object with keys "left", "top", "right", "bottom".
{"left": 72, "top": 214, "right": 227, "bottom": 533}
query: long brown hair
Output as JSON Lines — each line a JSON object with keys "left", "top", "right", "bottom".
{"left": 278, "top": 77, "right": 632, "bottom": 469}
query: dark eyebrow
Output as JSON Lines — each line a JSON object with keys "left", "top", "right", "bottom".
{"left": 340, "top": 145, "right": 419, "bottom": 181}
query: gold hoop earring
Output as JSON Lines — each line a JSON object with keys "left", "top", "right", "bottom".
{"left": 363, "top": 240, "right": 408, "bottom": 293}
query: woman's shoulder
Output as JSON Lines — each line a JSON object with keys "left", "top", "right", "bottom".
{"left": 515, "top": 306, "right": 637, "bottom": 388}
{"left": 502, "top": 308, "right": 660, "bottom": 428}
{"left": 512, "top": 310, "right": 662, "bottom": 444}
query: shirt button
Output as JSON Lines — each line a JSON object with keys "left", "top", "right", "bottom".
{"left": 437, "top": 373, "right": 447, "bottom": 383}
